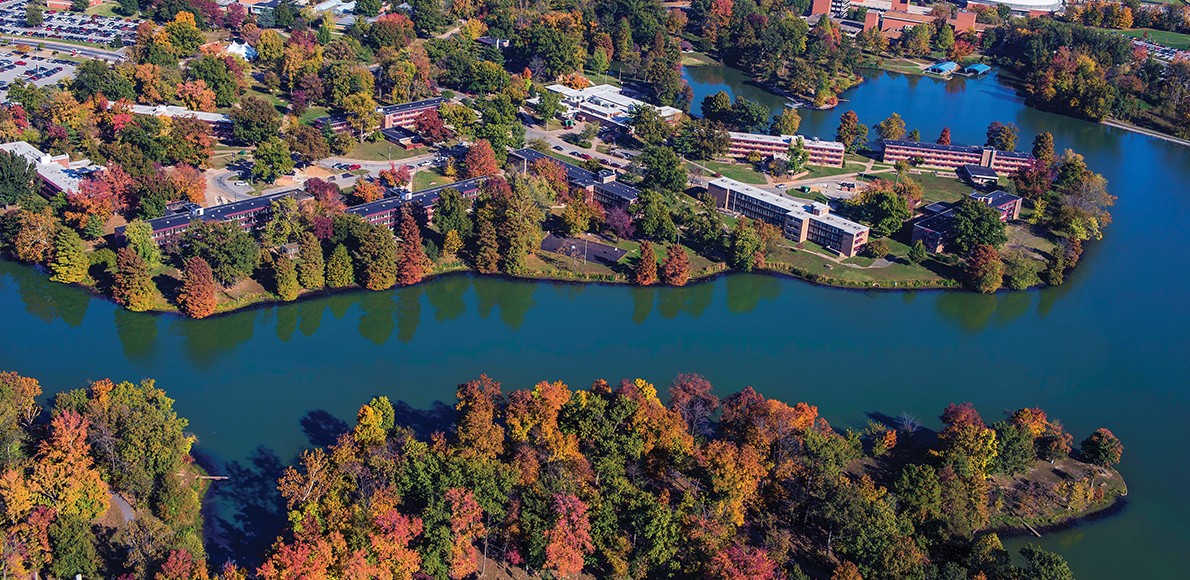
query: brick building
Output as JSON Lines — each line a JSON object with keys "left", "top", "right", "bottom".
{"left": 727, "top": 132, "right": 846, "bottom": 168}
{"left": 708, "top": 177, "right": 870, "bottom": 257}
{"left": 881, "top": 140, "right": 1034, "bottom": 173}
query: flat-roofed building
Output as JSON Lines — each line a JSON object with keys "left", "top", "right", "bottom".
{"left": 910, "top": 190, "right": 1022, "bottom": 252}
{"left": 727, "top": 132, "right": 846, "bottom": 168}
{"left": 959, "top": 164, "right": 999, "bottom": 187}
{"left": 378, "top": 98, "right": 445, "bottom": 130}
{"left": 348, "top": 177, "right": 487, "bottom": 228}
{"left": 116, "top": 189, "right": 306, "bottom": 244}
{"left": 882, "top": 139, "right": 1033, "bottom": 173}
{"left": 708, "top": 177, "right": 869, "bottom": 257}
{"left": 507, "top": 148, "right": 639, "bottom": 208}
{"left": 545, "top": 84, "right": 683, "bottom": 128}
{"left": 0, "top": 141, "right": 101, "bottom": 199}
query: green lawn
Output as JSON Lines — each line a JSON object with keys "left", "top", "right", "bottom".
{"left": 696, "top": 160, "right": 768, "bottom": 185}
{"left": 906, "top": 171, "right": 975, "bottom": 203}
{"left": 1120, "top": 28, "right": 1190, "bottom": 50}
{"left": 346, "top": 140, "right": 421, "bottom": 162}
{"left": 85, "top": 2, "right": 121, "bottom": 17}
{"left": 802, "top": 162, "right": 868, "bottom": 180}
{"left": 299, "top": 106, "right": 329, "bottom": 125}
{"left": 412, "top": 170, "right": 452, "bottom": 191}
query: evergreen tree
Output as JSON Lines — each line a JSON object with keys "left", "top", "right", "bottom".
{"left": 113, "top": 246, "right": 157, "bottom": 312}
{"left": 274, "top": 254, "right": 301, "bottom": 301}
{"left": 50, "top": 228, "right": 89, "bottom": 284}
{"left": 661, "top": 243, "right": 691, "bottom": 286}
{"left": 297, "top": 232, "right": 325, "bottom": 290}
{"left": 354, "top": 227, "right": 398, "bottom": 290}
{"left": 177, "top": 256, "right": 218, "bottom": 319}
{"left": 473, "top": 213, "right": 500, "bottom": 274}
{"left": 1044, "top": 251, "right": 1066, "bottom": 286}
{"left": 908, "top": 240, "right": 927, "bottom": 264}
{"left": 397, "top": 207, "right": 426, "bottom": 285}
{"left": 326, "top": 243, "right": 355, "bottom": 288}
{"left": 634, "top": 242, "right": 658, "bottom": 285}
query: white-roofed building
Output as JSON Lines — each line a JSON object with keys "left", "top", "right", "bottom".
{"left": 708, "top": 177, "right": 870, "bottom": 257}
{"left": 1, "top": 141, "right": 101, "bottom": 198}
{"left": 545, "top": 84, "right": 683, "bottom": 128}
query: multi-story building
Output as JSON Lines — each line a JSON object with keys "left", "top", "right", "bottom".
{"left": 507, "top": 148, "right": 640, "bottom": 208}
{"left": 544, "top": 84, "right": 683, "bottom": 128}
{"left": 881, "top": 139, "right": 1034, "bottom": 174}
{"left": 727, "top": 132, "right": 846, "bottom": 168}
{"left": 708, "top": 177, "right": 869, "bottom": 257}
{"left": 348, "top": 177, "right": 488, "bottom": 229}
{"left": 0, "top": 141, "right": 101, "bottom": 199}
{"left": 911, "top": 190, "right": 1023, "bottom": 253}
{"left": 378, "top": 98, "right": 445, "bottom": 130}
{"left": 116, "top": 189, "right": 306, "bottom": 245}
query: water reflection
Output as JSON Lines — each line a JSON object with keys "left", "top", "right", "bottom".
{"left": 113, "top": 307, "right": 158, "bottom": 361}
{"left": 176, "top": 309, "right": 257, "bottom": 368}
{"left": 725, "top": 274, "right": 782, "bottom": 314}
{"left": 275, "top": 303, "right": 297, "bottom": 342}
{"left": 426, "top": 274, "right": 469, "bottom": 322}
{"left": 631, "top": 286, "right": 655, "bottom": 323}
{"left": 657, "top": 282, "right": 714, "bottom": 319}
{"left": 396, "top": 285, "right": 422, "bottom": 343}
{"left": 5, "top": 261, "right": 90, "bottom": 326}
{"left": 297, "top": 300, "right": 325, "bottom": 337}
{"left": 474, "top": 276, "right": 537, "bottom": 330}
{"left": 358, "top": 291, "right": 396, "bottom": 345}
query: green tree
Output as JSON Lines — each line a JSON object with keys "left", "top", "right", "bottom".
{"left": 769, "top": 108, "right": 802, "bottom": 136}
{"left": 1019, "top": 545, "right": 1075, "bottom": 580}
{"left": 634, "top": 190, "right": 678, "bottom": 241}
{"left": 701, "top": 91, "right": 733, "bottom": 125}
{"left": 231, "top": 96, "right": 283, "bottom": 145}
{"left": 1003, "top": 250, "right": 1041, "bottom": 290}
{"left": 274, "top": 254, "right": 301, "bottom": 301}
{"left": 729, "top": 220, "right": 762, "bottom": 271}
{"left": 180, "top": 221, "right": 261, "bottom": 286}
{"left": 26, "top": 2, "right": 43, "bottom": 26}
{"left": 354, "top": 226, "right": 398, "bottom": 290}
{"left": 875, "top": 112, "right": 906, "bottom": 141}
{"left": 993, "top": 421, "right": 1036, "bottom": 476}
{"left": 535, "top": 89, "right": 563, "bottom": 122}
{"left": 674, "top": 118, "right": 729, "bottom": 160}
{"left": 297, "top": 233, "right": 326, "bottom": 290}
{"left": 950, "top": 198, "right": 1008, "bottom": 253}
{"left": 986, "top": 121, "right": 1020, "bottom": 151}
{"left": 730, "top": 96, "right": 769, "bottom": 132}
{"left": 50, "top": 228, "right": 89, "bottom": 284}
{"left": 48, "top": 515, "right": 99, "bottom": 579}
{"left": 639, "top": 146, "right": 686, "bottom": 194}
{"left": 113, "top": 246, "right": 157, "bottom": 312}
{"left": 70, "top": 59, "right": 135, "bottom": 101}
{"left": 356, "top": 0, "right": 380, "bottom": 17}
{"left": 252, "top": 138, "right": 296, "bottom": 184}
{"left": 1080, "top": 428, "right": 1124, "bottom": 467}
{"left": 326, "top": 243, "right": 355, "bottom": 288}
{"left": 629, "top": 105, "right": 674, "bottom": 145}
{"left": 907, "top": 239, "right": 927, "bottom": 264}
{"left": 894, "top": 464, "right": 941, "bottom": 525}
{"left": 851, "top": 187, "right": 910, "bottom": 238}
{"left": 410, "top": 0, "right": 448, "bottom": 35}
{"left": 836, "top": 111, "right": 868, "bottom": 152}
{"left": 123, "top": 220, "right": 162, "bottom": 269}
{"left": 0, "top": 149, "right": 39, "bottom": 206}
{"left": 434, "top": 188, "right": 472, "bottom": 238}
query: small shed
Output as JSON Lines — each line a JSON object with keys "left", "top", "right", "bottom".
{"left": 925, "top": 61, "right": 958, "bottom": 75}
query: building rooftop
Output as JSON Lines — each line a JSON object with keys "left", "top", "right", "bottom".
{"left": 1, "top": 141, "right": 98, "bottom": 194}
{"left": 128, "top": 189, "right": 303, "bottom": 235}
{"left": 883, "top": 139, "right": 1034, "bottom": 160}
{"left": 351, "top": 176, "right": 488, "bottom": 217}
{"left": 129, "top": 104, "right": 231, "bottom": 124}
{"left": 710, "top": 177, "right": 868, "bottom": 234}
{"left": 961, "top": 164, "right": 999, "bottom": 178}
{"left": 378, "top": 97, "right": 445, "bottom": 115}
{"left": 965, "top": 63, "right": 992, "bottom": 74}
{"left": 972, "top": 189, "right": 1021, "bottom": 208}
{"left": 594, "top": 181, "right": 639, "bottom": 204}
{"left": 545, "top": 84, "right": 682, "bottom": 125}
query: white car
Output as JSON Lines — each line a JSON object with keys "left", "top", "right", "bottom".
{"left": 776, "top": 183, "right": 787, "bottom": 189}
{"left": 234, "top": 181, "right": 248, "bottom": 187}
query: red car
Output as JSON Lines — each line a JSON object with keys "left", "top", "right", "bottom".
{"left": 14, "top": 61, "right": 25, "bottom": 66}
{"left": 349, "top": 164, "right": 361, "bottom": 171}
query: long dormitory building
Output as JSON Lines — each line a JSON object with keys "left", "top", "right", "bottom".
{"left": 726, "top": 132, "right": 846, "bottom": 168}
{"left": 506, "top": 148, "right": 639, "bottom": 209}
{"left": 881, "top": 140, "right": 1034, "bottom": 173}
{"left": 707, "top": 177, "right": 869, "bottom": 257}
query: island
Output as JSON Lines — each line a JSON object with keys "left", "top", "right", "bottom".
{"left": 0, "top": 369, "right": 1126, "bottom": 578}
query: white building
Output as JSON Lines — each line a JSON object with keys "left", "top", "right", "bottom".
{"left": 544, "top": 84, "right": 683, "bottom": 128}
{"left": 1, "top": 141, "right": 101, "bottom": 198}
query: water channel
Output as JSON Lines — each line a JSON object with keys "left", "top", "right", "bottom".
{"left": 1, "top": 66, "right": 1188, "bottom": 574}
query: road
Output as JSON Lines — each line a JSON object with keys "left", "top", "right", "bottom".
{"left": 2, "top": 36, "right": 126, "bottom": 62}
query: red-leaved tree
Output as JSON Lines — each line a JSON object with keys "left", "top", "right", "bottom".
{"left": 543, "top": 493, "right": 593, "bottom": 578}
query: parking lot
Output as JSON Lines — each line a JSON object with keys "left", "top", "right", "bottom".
{"left": 0, "top": 0, "right": 140, "bottom": 47}
{"left": 1120, "top": 34, "right": 1190, "bottom": 63}
{"left": 0, "top": 48, "right": 76, "bottom": 101}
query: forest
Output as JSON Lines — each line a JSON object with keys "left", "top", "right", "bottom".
{"left": 1, "top": 370, "right": 1126, "bottom": 578}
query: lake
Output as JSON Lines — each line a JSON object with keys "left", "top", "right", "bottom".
{"left": 2, "top": 67, "right": 1189, "bottom": 575}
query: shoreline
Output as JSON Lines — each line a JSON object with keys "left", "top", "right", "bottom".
{"left": 992, "top": 494, "right": 1129, "bottom": 540}
{"left": 1101, "top": 119, "right": 1190, "bottom": 147}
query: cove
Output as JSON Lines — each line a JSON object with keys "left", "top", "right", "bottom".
{"left": 2, "top": 68, "right": 1190, "bottom": 575}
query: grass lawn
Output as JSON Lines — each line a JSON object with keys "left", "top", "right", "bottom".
{"left": 299, "top": 106, "right": 329, "bottom": 125}
{"left": 681, "top": 52, "right": 721, "bottom": 66}
{"left": 346, "top": 140, "right": 421, "bottom": 161}
{"left": 696, "top": 160, "right": 768, "bottom": 185}
{"left": 584, "top": 72, "right": 622, "bottom": 87}
{"left": 801, "top": 162, "right": 867, "bottom": 180}
{"left": 412, "top": 170, "right": 452, "bottom": 191}
{"left": 1120, "top": 28, "right": 1190, "bottom": 50}
{"left": 85, "top": 2, "right": 121, "bottom": 17}
{"left": 907, "top": 171, "right": 974, "bottom": 203}
{"left": 765, "top": 243, "right": 956, "bottom": 288}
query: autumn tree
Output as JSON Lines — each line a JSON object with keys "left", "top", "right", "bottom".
{"left": 661, "top": 243, "right": 691, "bottom": 286}
{"left": 50, "top": 228, "right": 89, "bottom": 284}
{"left": 113, "top": 246, "right": 157, "bottom": 311}
{"left": 669, "top": 373, "right": 720, "bottom": 436}
{"left": 634, "top": 242, "right": 658, "bottom": 285}
{"left": 397, "top": 207, "right": 426, "bottom": 285}
{"left": 351, "top": 179, "right": 384, "bottom": 204}
{"left": 12, "top": 209, "right": 55, "bottom": 263}
{"left": 30, "top": 410, "right": 110, "bottom": 520}
{"left": 543, "top": 493, "right": 593, "bottom": 577}
{"left": 464, "top": 139, "right": 498, "bottom": 178}
{"left": 710, "top": 544, "right": 778, "bottom": 580}
{"left": 177, "top": 256, "right": 218, "bottom": 318}
{"left": 1080, "top": 428, "right": 1124, "bottom": 467}
{"left": 445, "top": 487, "right": 486, "bottom": 579}
{"left": 472, "top": 212, "right": 500, "bottom": 274}
{"left": 176, "top": 80, "right": 217, "bottom": 112}
{"left": 965, "top": 244, "right": 1003, "bottom": 294}
{"left": 123, "top": 219, "right": 161, "bottom": 268}
{"left": 875, "top": 112, "right": 906, "bottom": 141}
